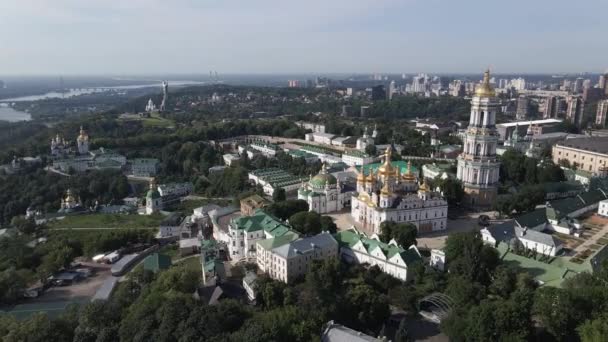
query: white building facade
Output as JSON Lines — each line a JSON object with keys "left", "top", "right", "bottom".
{"left": 457, "top": 70, "right": 501, "bottom": 208}
{"left": 298, "top": 163, "right": 354, "bottom": 214}
{"left": 351, "top": 149, "right": 448, "bottom": 234}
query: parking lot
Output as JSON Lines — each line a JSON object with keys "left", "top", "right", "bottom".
{"left": 43, "top": 262, "right": 112, "bottom": 301}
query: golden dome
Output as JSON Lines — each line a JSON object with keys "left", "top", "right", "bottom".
{"left": 366, "top": 170, "right": 376, "bottom": 182}
{"left": 357, "top": 169, "right": 366, "bottom": 183}
{"left": 377, "top": 146, "right": 394, "bottom": 175}
{"left": 358, "top": 192, "right": 376, "bottom": 207}
{"left": 418, "top": 180, "right": 429, "bottom": 192}
{"left": 380, "top": 182, "right": 392, "bottom": 196}
{"left": 65, "top": 189, "right": 76, "bottom": 202}
{"left": 474, "top": 69, "right": 495, "bottom": 98}
{"left": 78, "top": 126, "right": 89, "bottom": 141}
{"left": 403, "top": 160, "right": 416, "bottom": 182}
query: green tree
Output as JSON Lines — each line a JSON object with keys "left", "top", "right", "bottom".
{"left": 266, "top": 199, "right": 308, "bottom": 220}
{"left": 444, "top": 231, "right": 499, "bottom": 284}
{"left": 578, "top": 314, "right": 608, "bottom": 342}
{"left": 435, "top": 178, "right": 464, "bottom": 206}
{"left": 272, "top": 188, "right": 286, "bottom": 202}
{"left": 320, "top": 216, "right": 337, "bottom": 234}
{"left": 394, "top": 319, "right": 411, "bottom": 342}
{"left": 289, "top": 211, "right": 322, "bottom": 236}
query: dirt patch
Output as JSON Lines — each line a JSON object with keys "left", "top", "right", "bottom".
{"left": 37, "top": 263, "right": 112, "bottom": 302}
{"left": 583, "top": 214, "right": 608, "bottom": 226}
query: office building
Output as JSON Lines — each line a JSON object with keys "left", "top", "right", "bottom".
{"left": 371, "top": 85, "right": 386, "bottom": 101}
{"left": 566, "top": 95, "right": 585, "bottom": 127}
{"left": 597, "top": 100, "right": 608, "bottom": 127}
{"left": 552, "top": 137, "right": 608, "bottom": 174}
{"left": 543, "top": 96, "right": 559, "bottom": 119}
{"left": 516, "top": 95, "right": 529, "bottom": 120}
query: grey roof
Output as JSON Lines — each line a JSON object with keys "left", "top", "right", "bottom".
{"left": 514, "top": 226, "right": 562, "bottom": 248}
{"left": 514, "top": 208, "right": 548, "bottom": 228}
{"left": 243, "top": 272, "right": 258, "bottom": 287}
{"left": 92, "top": 276, "right": 119, "bottom": 301}
{"left": 321, "top": 321, "right": 380, "bottom": 342}
{"left": 272, "top": 232, "right": 337, "bottom": 259}
{"left": 557, "top": 136, "right": 608, "bottom": 155}
{"left": 486, "top": 221, "right": 562, "bottom": 248}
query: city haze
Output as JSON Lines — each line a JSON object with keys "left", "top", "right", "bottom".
{"left": 1, "top": 0, "right": 607, "bottom": 75}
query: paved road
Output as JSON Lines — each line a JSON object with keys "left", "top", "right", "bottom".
{"left": 50, "top": 227, "right": 157, "bottom": 230}
{"left": 183, "top": 195, "right": 234, "bottom": 201}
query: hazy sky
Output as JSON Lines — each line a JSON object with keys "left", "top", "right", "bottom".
{"left": 1, "top": 0, "right": 607, "bottom": 75}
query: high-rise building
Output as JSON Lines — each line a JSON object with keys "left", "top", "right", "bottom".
{"left": 600, "top": 73, "right": 608, "bottom": 96}
{"left": 287, "top": 80, "right": 300, "bottom": 88}
{"left": 341, "top": 105, "right": 352, "bottom": 117}
{"left": 583, "top": 87, "right": 603, "bottom": 103}
{"left": 498, "top": 79, "right": 508, "bottom": 89}
{"left": 510, "top": 77, "right": 526, "bottom": 91}
{"left": 516, "top": 95, "right": 529, "bottom": 120}
{"left": 457, "top": 70, "right": 501, "bottom": 208}
{"left": 371, "top": 85, "right": 386, "bottom": 101}
{"left": 543, "top": 96, "right": 559, "bottom": 119}
{"left": 388, "top": 80, "right": 396, "bottom": 100}
{"left": 411, "top": 73, "right": 428, "bottom": 93}
{"left": 597, "top": 100, "right": 608, "bottom": 127}
{"left": 566, "top": 95, "right": 585, "bottom": 127}
{"left": 573, "top": 77, "right": 584, "bottom": 93}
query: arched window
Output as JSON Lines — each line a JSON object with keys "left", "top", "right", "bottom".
{"left": 475, "top": 143, "right": 482, "bottom": 156}
{"left": 480, "top": 111, "right": 485, "bottom": 126}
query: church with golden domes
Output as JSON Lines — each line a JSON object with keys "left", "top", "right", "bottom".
{"left": 351, "top": 147, "right": 448, "bottom": 234}
{"left": 51, "top": 126, "right": 127, "bottom": 173}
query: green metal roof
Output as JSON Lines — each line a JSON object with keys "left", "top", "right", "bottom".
{"left": 310, "top": 173, "right": 337, "bottom": 188}
{"left": 231, "top": 210, "right": 295, "bottom": 238}
{"left": 360, "top": 160, "right": 418, "bottom": 176}
{"left": 256, "top": 233, "right": 300, "bottom": 251}
{"left": 143, "top": 253, "right": 172, "bottom": 273}
{"left": 334, "top": 230, "right": 422, "bottom": 265}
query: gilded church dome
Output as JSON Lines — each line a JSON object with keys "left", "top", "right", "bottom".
{"left": 474, "top": 69, "right": 496, "bottom": 98}
{"left": 402, "top": 160, "right": 417, "bottom": 182}
{"left": 78, "top": 126, "right": 89, "bottom": 141}
{"left": 377, "top": 146, "right": 394, "bottom": 176}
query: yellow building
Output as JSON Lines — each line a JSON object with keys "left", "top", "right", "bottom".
{"left": 552, "top": 137, "right": 608, "bottom": 175}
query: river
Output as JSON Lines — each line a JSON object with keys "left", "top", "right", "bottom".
{"left": 0, "top": 80, "right": 206, "bottom": 122}
{"left": 0, "top": 104, "right": 31, "bottom": 122}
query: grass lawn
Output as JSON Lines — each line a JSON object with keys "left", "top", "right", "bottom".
{"left": 48, "top": 213, "right": 165, "bottom": 229}
{"left": 142, "top": 115, "right": 174, "bottom": 128}
{"left": 158, "top": 243, "right": 180, "bottom": 260}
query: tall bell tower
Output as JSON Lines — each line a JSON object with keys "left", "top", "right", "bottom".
{"left": 456, "top": 70, "right": 501, "bottom": 208}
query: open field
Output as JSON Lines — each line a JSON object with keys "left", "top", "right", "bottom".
{"left": 118, "top": 112, "right": 175, "bottom": 128}
{"left": 48, "top": 213, "right": 165, "bottom": 229}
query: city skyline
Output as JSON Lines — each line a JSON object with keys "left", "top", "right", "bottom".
{"left": 1, "top": 0, "right": 608, "bottom": 75}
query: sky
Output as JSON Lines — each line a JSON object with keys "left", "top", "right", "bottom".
{"left": 1, "top": 0, "right": 607, "bottom": 75}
